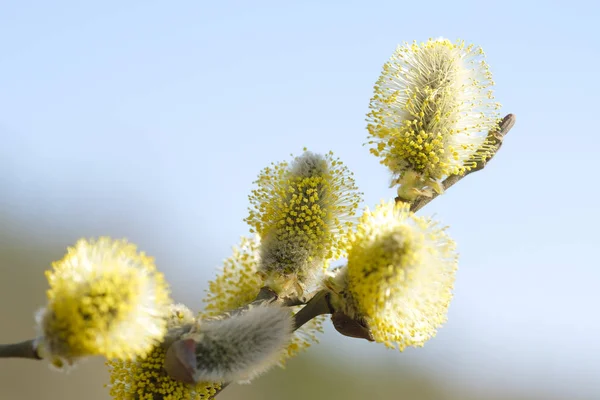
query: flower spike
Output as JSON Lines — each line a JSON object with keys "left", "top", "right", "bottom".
{"left": 246, "top": 150, "right": 362, "bottom": 297}
{"left": 367, "top": 38, "right": 501, "bottom": 198}
{"left": 327, "top": 201, "right": 458, "bottom": 350}
{"left": 36, "top": 237, "right": 171, "bottom": 368}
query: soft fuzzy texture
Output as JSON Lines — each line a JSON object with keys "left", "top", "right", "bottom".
{"left": 187, "top": 305, "right": 294, "bottom": 383}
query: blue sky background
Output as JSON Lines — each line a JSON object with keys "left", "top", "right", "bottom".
{"left": 1, "top": 1, "right": 599, "bottom": 399}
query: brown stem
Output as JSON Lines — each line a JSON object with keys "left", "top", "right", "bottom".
{"left": 0, "top": 339, "right": 41, "bottom": 360}
{"left": 293, "top": 290, "right": 332, "bottom": 330}
{"left": 398, "top": 113, "right": 516, "bottom": 212}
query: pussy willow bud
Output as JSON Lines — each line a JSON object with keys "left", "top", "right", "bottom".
{"left": 107, "top": 304, "right": 220, "bottom": 400}
{"left": 180, "top": 305, "right": 294, "bottom": 384}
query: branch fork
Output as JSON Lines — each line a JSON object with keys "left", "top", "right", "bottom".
{"left": 0, "top": 114, "right": 515, "bottom": 399}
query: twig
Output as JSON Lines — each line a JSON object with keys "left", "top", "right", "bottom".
{"left": 0, "top": 113, "right": 516, "bottom": 392}
{"left": 0, "top": 339, "right": 40, "bottom": 360}
{"left": 398, "top": 113, "right": 516, "bottom": 212}
{"left": 293, "top": 290, "right": 332, "bottom": 329}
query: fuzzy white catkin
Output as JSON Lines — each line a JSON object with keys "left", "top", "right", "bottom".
{"left": 189, "top": 305, "right": 294, "bottom": 383}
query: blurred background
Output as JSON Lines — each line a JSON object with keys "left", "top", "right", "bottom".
{"left": 1, "top": 1, "right": 598, "bottom": 399}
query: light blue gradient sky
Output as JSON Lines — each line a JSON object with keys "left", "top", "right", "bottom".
{"left": 1, "top": 1, "right": 599, "bottom": 398}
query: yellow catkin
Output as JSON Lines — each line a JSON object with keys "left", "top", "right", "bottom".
{"left": 330, "top": 201, "right": 458, "bottom": 350}
{"left": 245, "top": 150, "right": 362, "bottom": 296}
{"left": 367, "top": 38, "right": 501, "bottom": 197}
{"left": 36, "top": 237, "right": 171, "bottom": 367}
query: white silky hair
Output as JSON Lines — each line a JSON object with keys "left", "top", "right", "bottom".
{"left": 190, "top": 305, "right": 294, "bottom": 383}
{"left": 289, "top": 151, "right": 328, "bottom": 178}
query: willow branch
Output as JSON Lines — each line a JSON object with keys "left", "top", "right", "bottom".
{"left": 292, "top": 290, "right": 332, "bottom": 329}
{"left": 0, "top": 339, "right": 41, "bottom": 360}
{"left": 398, "top": 113, "right": 516, "bottom": 212}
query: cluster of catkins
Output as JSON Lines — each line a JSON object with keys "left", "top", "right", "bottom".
{"left": 31, "top": 37, "right": 501, "bottom": 400}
